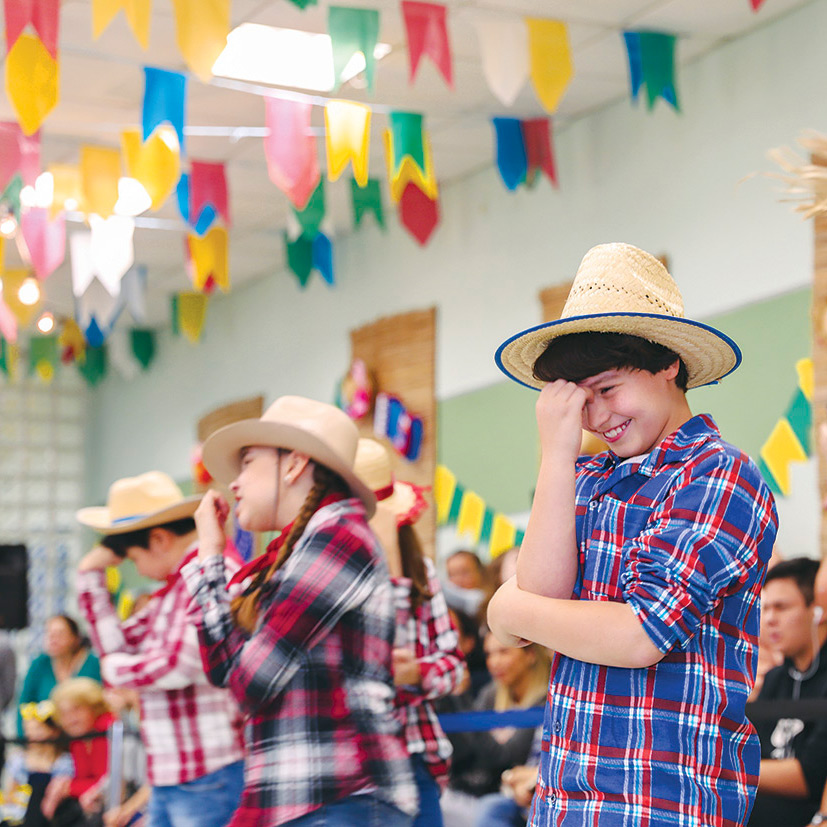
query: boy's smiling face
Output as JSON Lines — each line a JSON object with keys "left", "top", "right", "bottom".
{"left": 578, "top": 362, "right": 690, "bottom": 458}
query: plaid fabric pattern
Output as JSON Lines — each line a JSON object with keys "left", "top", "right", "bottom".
{"left": 77, "top": 549, "right": 245, "bottom": 787}
{"left": 530, "top": 414, "right": 778, "bottom": 827}
{"left": 181, "top": 499, "right": 418, "bottom": 827}
{"left": 392, "top": 556, "right": 466, "bottom": 788}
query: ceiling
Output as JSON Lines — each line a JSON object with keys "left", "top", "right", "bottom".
{"left": 0, "top": 0, "right": 816, "bottom": 327}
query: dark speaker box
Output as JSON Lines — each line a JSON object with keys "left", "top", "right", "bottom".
{"left": 0, "top": 545, "right": 28, "bottom": 630}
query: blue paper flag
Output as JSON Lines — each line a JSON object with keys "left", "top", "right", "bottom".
{"left": 85, "top": 318, "right": 106, "bottom": 348}
{"left": 312, "top": 232, "right": 334, "bottom": 286}
{"left": 176, "top": 173, "right": 216, "bottom": 235}
{"left": 623, "top": 31, "right": 679, "bottom": 111}
{"left": 623, "top": 32, "right": 644, "bottom": 99}
{"left": 492, "top": 118, "right": 527, "bottom": 191}
{"left": 143, "top": 66, "right": 187, "bottom": 152}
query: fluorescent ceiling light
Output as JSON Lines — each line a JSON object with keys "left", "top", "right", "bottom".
{"left": 213, "top": 23, "right": 391, "bottom": 92}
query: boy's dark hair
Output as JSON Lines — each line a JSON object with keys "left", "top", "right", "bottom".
{"left": 532, "top": 332, "right": 689, "bottom": 391}
{"left": 101, "top": 517, "right": 197, "bottom": 558}
{"left": 447, "top": 549, "right": 485, "bottom": 573}
{"left": 764, "top": 557, "right": 820, "bottom": 605}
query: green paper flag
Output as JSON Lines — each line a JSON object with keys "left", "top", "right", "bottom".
{"left": 286, "top": 0, "right": 316, "bottom": 7}
{"left": 79, "top": 345, "right": 107, "bottom": 386}
{"left": 171, "top": 295, "right": 180, "bottom": 336}
{"left": 293, "top": 181, "right": 325, "bottom": 238}
{"left": 640, "top": 32, "right": 679, "bottom": 111}
{"left": 351, "top": 177, "right": 384, "bottom": 228}
{"left": 389, "top": 112, "right": 425, "bottom": 171}
{"left": 1, "top": 173, "right": 23, "bottom": 219}
{"left": 29, "top": 335, "right": 58, "bottom": 381}
{"left": 284, "top": 232, "right": 313, "bottom": 288}
{"left": 0, "top": 338, "right": 8, "bottom": 377}
{"left": 786, "top": 387, "right": 812, "bottom": 454}
{"left": 131, "top": 328, "right": 156, "bottom": 369}
{"left": 328, "top": 6, "right": 380, "bottom": 93}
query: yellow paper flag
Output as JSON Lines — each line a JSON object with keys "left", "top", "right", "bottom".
{"left": 434, "top": 465, "right": 457, "bottom": 525}
{"left": 92, "top": 0, "right": 152, "bottom": 49}
{"left": 384, "top": 130, "right": 439, "bottom": 203}
{"left": 5, "top": 34, "right": 60, "bottom": 136}
{"left": 82, "top": 146, "right": 122, "bottom": 219}
{"left": 325, "top": 101, "right": 372, "bottom": 187}
{"left": 178, "top": 292, "right": 208, "bottom": 343}
{"left": 50, "top": 164, "right": 84, "bottom": 218}
{"left": 797, "top": 357, "right": 814, "bottom": 401}
{"left": 35, "top": 360, "right": 55, "bottom": 383}
{"left": 2, "top": 341, "right": 20, "bottom": 380}
{"left": 121, "top": 127, "right": 180, "bottom": 211}
{"left": 490, "top": 514, "right": 517, "bottom": 558}
{"left": 526, "top": 19, "right": 573, "bottom": 114}
{"left": 188, "top": 227, "right": 229, "bottom": 292}
{"left": 457, "top": 490, "right": 485, "bottom": 544}
{"left": 59, "top": 319, "right": 87, "bottom": 364}
{"left": 2, "top": 270, "right": 40, "bottom": 327}
{"left": 760, "top": 419, "right": 807, "bottom": 496}
{"left": 170, "top": 0, "right": 230, "bottom": 81}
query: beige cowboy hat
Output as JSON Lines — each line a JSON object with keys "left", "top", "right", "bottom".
{"left": 76, "top": 471, "right": 201, "bottom": 534}
{"left": 495, "top": 243, "right": 741, "bottom": 391}
{"left": 354, "top": 438, "right": 428, "bottom": 527}
{"left": 202, "top": 395, "right": 376, "bottom": 516}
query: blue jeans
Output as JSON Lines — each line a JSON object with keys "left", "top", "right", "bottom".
{"left": 474, "top": 793, "right": 527, "bottom": 827}
{"left": 411, "top": 756, "right": 443, "bottom": 827}
{"left": 284, "top": 794, "right": 413, "bottom": 826}
{"left": 147, "top": 760, "right": 244, "bottom": 827}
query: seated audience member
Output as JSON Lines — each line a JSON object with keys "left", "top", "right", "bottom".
{"left": 447, "top": 608, "right": 490, "bottom": 699}
{"left": 17, "top": 616, "right": 100, "bottom": 738}
{"left": 2, "top": 701, "right": 73, "bottom": 827}
{"left": 480, "top": 548, "right": 520, "bottom": 624}
{"left": 748, "top": 557, "right": 827, "bottom": 827}
{"left": 440, "top": 633, "right": 549, "bottom": 827}
{"left": 442, "top": 550, "right": 488, "bottom": 618}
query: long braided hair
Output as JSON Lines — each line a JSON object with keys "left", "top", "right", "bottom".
{"left": 231, "top": 460, "right": 348, "bottom": 633}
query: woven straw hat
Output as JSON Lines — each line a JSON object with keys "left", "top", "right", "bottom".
{"left": 354, "top": 438, "right": 428, "bottom": 527}
{"left": 496, "top": 243, "right": 741, "bottom": 390}
{"left": 202, "top": 395, "right": 376, "bottom": 516}
{"left": 77, "top": 471, "right": 201, "bottom": 534}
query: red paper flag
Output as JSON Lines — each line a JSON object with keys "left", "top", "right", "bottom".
{"left": 521, "top": 118, "right": 557, "bottom": 187}
{"left": 5, "top": 0, "right": 60, "bottom": 57}
{"left": 0, "top": 123, "right": 40, "bottom": 188}
{"left": 398, "top": 182, "right": 439, "bottom": 245}
{"left": 401, "top": 1, "right": 453, "bottom": 88}
{"left": 190, "top": 160, "right": 230, "bottom": 227}
{"left": 751, "top": 0, "right": 767, "bottom": 9}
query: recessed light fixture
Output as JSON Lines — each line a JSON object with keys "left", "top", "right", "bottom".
{"left": 213, "top": 23, "right": 391, "bottom": 92}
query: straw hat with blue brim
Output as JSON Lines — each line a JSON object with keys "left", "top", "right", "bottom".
{"left": 202, "top": 395, "right": 376, "bottom": 517}
{"left": 495, "top": 243, "right": 741, "bottom": 391}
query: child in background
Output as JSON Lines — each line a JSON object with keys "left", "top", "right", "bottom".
{"left": 42, "top": 679, "right": 114, "bottom": 824}
{"left": 354, "top": 438, "right": 467, "bottom": 827}
{"left": 2, "top": 701, "right": 74, "bottom": 827}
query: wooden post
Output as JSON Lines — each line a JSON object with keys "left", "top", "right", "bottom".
{"left": 813, "top": 155, "right": 827, "bottom": 557}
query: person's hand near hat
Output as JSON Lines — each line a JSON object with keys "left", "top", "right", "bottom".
{"left": 537, "top": 380, "right": 592, "bottom": 467}
{"left": 194, "top": 489, "right": 231, "bottom": 561}
{"left": 78, "top": 544, "right": 122, "bottom": 572}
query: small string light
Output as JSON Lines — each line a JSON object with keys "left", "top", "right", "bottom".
{"left": 36, "top": 312, "right": 55, "bottom": 334}
{"left": 18, "top": 277, "right": 40, "bottom": 306}
{"left": 0, "top": 213, "right": 17, "bottom": 237}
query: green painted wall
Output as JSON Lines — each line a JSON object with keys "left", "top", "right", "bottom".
{"left": 438, "top": 287, "right": 812, "bottom": 516}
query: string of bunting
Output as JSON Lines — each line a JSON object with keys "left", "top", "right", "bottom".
{"left": 757, "top": 357, "right": 813, "bottom": 497}
{"left": 435, "top": 465, "right": 525, "bottom": 559}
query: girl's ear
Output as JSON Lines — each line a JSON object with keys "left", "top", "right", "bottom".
{"left": 283, "top": 452, "right": 311, "bottom": 485}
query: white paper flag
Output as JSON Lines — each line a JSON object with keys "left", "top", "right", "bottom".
{"left": 474, "top": 13, "right": 529, "bottom": 107}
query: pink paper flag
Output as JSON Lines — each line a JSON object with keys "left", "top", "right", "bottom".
{"left": 190, "top": 160, "right": 230, "bottom": 226}
{"left": 521, "top": 118, "right": 557, "bottom": 187}
{"left": 398, "top": 182, "right": 439, "bottom": 245}
{"left": 751, "top": 0, "right": 767, "bottom": 8}
{"left": 0, "top": 297, "right": 18, "bottom": 343}
{"left": 401, "top": 1, "right": 453, "bottom": 88}
{"left": 263, "top": 97, "right": 320, "bottom": 211}
{"left": 5, "top": 0, "right": 60, "bottom": 58}
{"left": 0, "top": 123, "right": 40, "bottom": 188}
{"left": 21, "top": 207, "right": 66, "bottom": 280}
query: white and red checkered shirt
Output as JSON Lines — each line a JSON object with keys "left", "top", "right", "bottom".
{"left": 77, "top": 547, "right": 245, "bottom": 787}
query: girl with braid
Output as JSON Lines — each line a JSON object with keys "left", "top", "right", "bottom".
{"left": 182, "top": 396, "right": 418, "bottom": 827}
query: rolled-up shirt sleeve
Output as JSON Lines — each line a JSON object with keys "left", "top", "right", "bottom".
{"left": 620, "top": 452, "right": 776, "bottom": 654}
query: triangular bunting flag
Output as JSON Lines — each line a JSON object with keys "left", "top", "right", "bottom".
{"left": 20, "top": 207, "right": 65, "bottom": 280}
{"left": 78, "top": 344, "right": 107, "bottom": 385}
{"left": 385, "top": 113, "right": 439, "bottom": 203}
{"left": 0, "top": 122, "right": 40, "bottom": 189}
{"left": 0, "top": 336, "right": 20, "bottom": 377}
{"left": 169, "top": 0, "right": 230, "bottom": 81}
{"left": 92, "top": 0, "right": 151, "bottom": 49}
{"left": 263, "top": 97, "right": 320, "bottom": 211}
{"left": 293, "top": 181, "right": 325, "bottom": 238}
{"left": 2, "top": 269, "right": 41, "bottom": 328}
{"left": 1, "top": 174, "right": 24, "bottom": 221}
{"left": 526, "top": 19, "right": 573, "bottom": 114}
{"left": 351, "top": 177, "right": 384, "bottom": 229}
{"left": 401, "top": 1, "right": 453, "bottom": 88}
{"left": 174, "top": 292, "right": 208, "bottom": 343}
{"left": 143, "top": 67, "right": 187, "bottom": 151}
{"left": 29, "top": 334, "right": 58, "bottom": 383}
{"left": 328, "top": 6, "right": 380, "bottom": 93}
{"left": 176, "top": 173, "right": 217, "bottom": 235}
{"left": 5, "top": 33, "right": 59, "bottom": 136}
{"left": 522, "top": 118, "right": 557, "bottom": 187}
{"left": 623, "top": 31, "right": 679, "bottom": 111}
{"left": 187, "top": 227, "right": 229, "bottom": 292}
{"left": 284, "top": 232, "right": 313, "bottom": 288}
{"left": 5, "top": 0, "right": 60, "bottom": 57}
{"left": 312, "top": 232, "right": 334, "bottom": 286}
{"left": 474, "top": 13, "right": 528, "bottom": 107}
{"left": 108, "top": 328, "right": 141, "bottom": 380}
{"left": 751, "top": 0, "right": 767, "bottom": 10}
{"left": 190, "top": 160, "right": 230, "bottom": 227}
{"left": 50, "top": 164, "right": 83, "bottom": 217}
{"left": 121, "top": 127, "right": 180, "bottom": 211}
{"left": 89, "top": 214, "right": 135, "bottom": 295}
{"left": 398, "top": 182, "right": 439, "bottom": 245}
{"left": 81, "top": 145, "right": 121, "bottom": 220}
{"left": 457, "top": 489, "right": 485, "bottom": 543}
{"left": 115, "top": 264, "right": 147, "bottom": 323}
{"left": 130, "top": 328, "right": 155, "bottom": 368}
{"left": 286, "top": 0, "right": 317, "bottom": 7}
{"left": 59, "top": 318, "right": 86, "bottom": 364}
{"left": 0, "top": 298, "right": 18, "bottom": 344}
{"left": 325, "top": 101, "right": 371, "bottom": 186}
{"left": 493, "top": 117, "right": 527, "bottom": 191}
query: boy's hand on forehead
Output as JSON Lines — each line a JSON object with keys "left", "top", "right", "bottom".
{"left": 537, "top": 380, "right": 591, "bottom": 464}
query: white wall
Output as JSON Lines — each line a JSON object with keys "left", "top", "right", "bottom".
{"left": 87, "top": 0, "right": 827, "bottom": 501}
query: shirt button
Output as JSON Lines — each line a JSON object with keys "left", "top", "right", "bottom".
{"left": 550, "top": 794, "right": 557, "bottom": 804}
{"left": 554, "top": 721, "right": 562, "bottom": 733}
{"left": 589, "top": 501, "right": 598, "bottom": 510}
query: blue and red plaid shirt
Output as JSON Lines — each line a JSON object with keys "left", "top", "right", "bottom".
{"left": 181, "top": 498, "right": 417, "bottom": 827}
{"left": 530, "top": 414, "right": 778, "bottom": 827}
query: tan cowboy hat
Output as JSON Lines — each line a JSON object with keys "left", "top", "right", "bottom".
{"left": 354, "top": 438, "right": 428, "bottom": 527}
{"left": 202, "top": 395, "right": 376, "bottom": 516}
{"left": 76, "top": 471, "right": 201, "bottom": 534}
{"left": 495, "top": 243, "right": 741, "bottom": 391}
